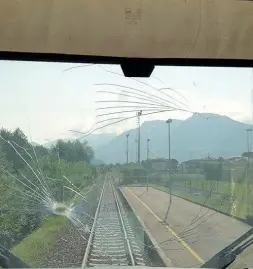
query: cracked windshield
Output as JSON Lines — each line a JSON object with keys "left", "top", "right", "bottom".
{"left": 1, "top": 62, "right": 253, "bottom": 269}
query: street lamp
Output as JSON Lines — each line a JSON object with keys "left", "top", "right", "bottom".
{"left": 245, "top": 128, "right": 252, "bottom": 216}
{"left": 166, "top": 119, "right": 172, "bottom": 172}
{"left": 126, "top": 133, "right": 129, "bottom": 163}
{"left": 147, "top": 138, "right": 150, "bottom": 160}
{"left": 146, "top": 138, "right": 150, "bottom": 191}
{"left": 246, "top": 128, "right": 252, "bottom": 166}
{"left": 137, "top": 111, "right": 142, "bottom": 163}
{"left": 164, "top": 119, "right": 172, "bottom": 222}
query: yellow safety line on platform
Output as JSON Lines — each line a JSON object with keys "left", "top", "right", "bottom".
{"left": 126, "top": 187, "right": 204, "bottom": 264}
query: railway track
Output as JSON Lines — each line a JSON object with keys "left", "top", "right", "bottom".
{"left": 82, "top": 174, "right": 145, "bottom": 267}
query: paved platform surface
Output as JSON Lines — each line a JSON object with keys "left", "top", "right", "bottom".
{"left": 122, "top": 186, "right": 252, "bottom": 268}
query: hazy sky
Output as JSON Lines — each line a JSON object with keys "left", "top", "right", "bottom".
{"left": 0, "top": 60, "right": 252, "bottom": 144}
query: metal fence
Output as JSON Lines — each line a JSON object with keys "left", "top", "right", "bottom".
{"left": 120, "top": 167, "right": 253, "bottom": 216}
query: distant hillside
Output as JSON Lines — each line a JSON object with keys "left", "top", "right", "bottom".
{"left": 30, "top": 142, "right": 40, "bottom": 147}
{"left": 43, "top": 133, "right": 116, "bottom": 151}
{"left": 83, "top": 133, "right": 116, "bottom": 151}
{"left": 90, "top": 159, "right": 105, "bottom": 165}
{"left": 94, "top": 114, "right": 253, "bottom": 164}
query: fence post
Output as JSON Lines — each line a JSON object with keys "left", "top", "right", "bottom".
{"left": 230, "top": 169, "right": 234, "bottom": 197}
{"left": 246, "top": 169, "right": 249, "bottom": 216}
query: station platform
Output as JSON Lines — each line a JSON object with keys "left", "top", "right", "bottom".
{"left": 121, "top": 186, "right": 251, "bottom": 268}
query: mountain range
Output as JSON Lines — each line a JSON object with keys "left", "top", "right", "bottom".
{"left": 41, "top": 113, "right": 253, "bottom": 164}
{"left": 94, "top": 113, "right": 253, "bottom": 163}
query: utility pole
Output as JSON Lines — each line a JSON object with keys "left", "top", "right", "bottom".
{"left": 147, "top": 138, "right": 150, "bottom": 160}
{"left": 126, "top": 133, "right": 129, "bottom": 164}
{"left": 246, "top": 128, "right": 252, "bottom": 166}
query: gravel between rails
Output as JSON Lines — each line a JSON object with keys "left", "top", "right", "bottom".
{"left": 41, "top": 220, "right": 90, "bottom": 268}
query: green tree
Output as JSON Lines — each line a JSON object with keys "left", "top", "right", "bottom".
{"left": 0, "top": 127, "right": 96, "bottom": 249}
{"left": 51, "top": 139, "right": 94, "bottom": 163}
{"left": 32, "top": 145, "right": 49, "bottom": 158}
{"left": 0, "top": 128, "right": 30, "bottom": 171}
